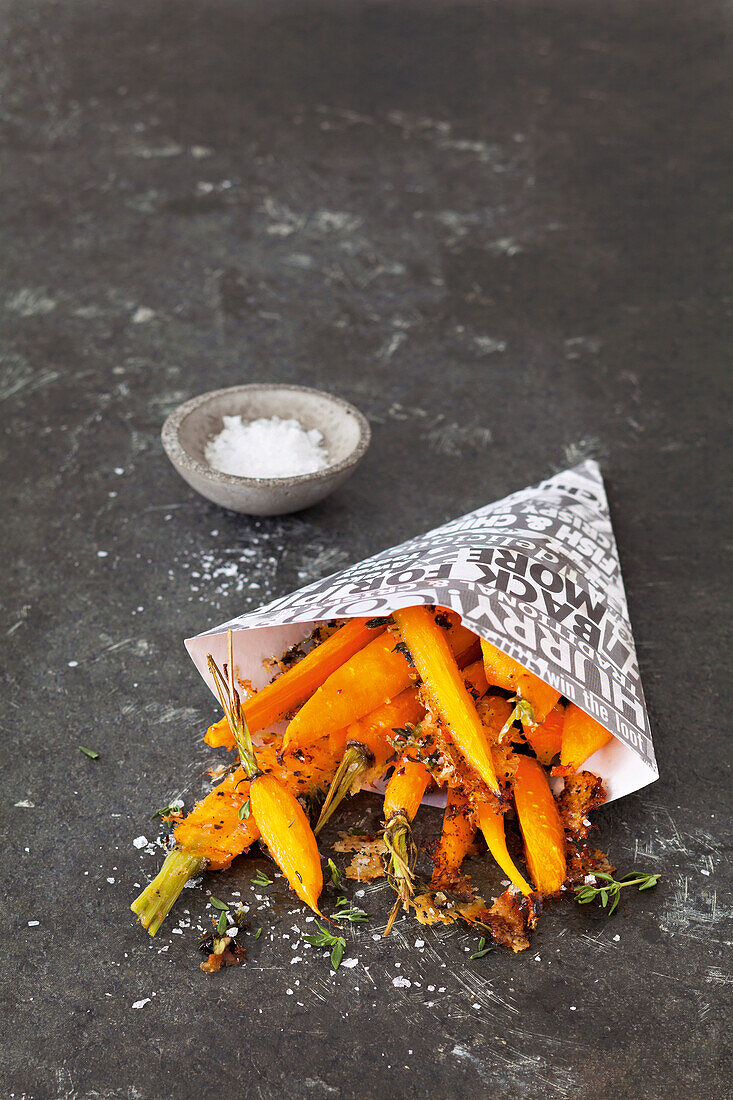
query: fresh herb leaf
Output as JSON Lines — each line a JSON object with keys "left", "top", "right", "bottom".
{"left": 330, "top": 940, "right": 345, "bottom": 970}
{"left": 251, "top": 869, "right": 274, "bottom": 887}
{"left": 79, "top": 746, "right": 99, "bottom": 759}
{"left": 209, "top": 897, "right": 228, "bottom": 911}
{"left": 238, "top": 799, "right": 251, "bottom": 821}
{"left": 304, "top": 922, "right": 342, "bottom": 948}
{"left": 254, "top": 927, "right": 262, "bottom": 940}
{"left": 333, "top": 897, "right": 369, "bottom": 923}
{"left": 217, "top": 910, "right": 228, "bottom": 935}
{"left": 327, "top": 859, "right": 341, "bottom": 887}
{"left": 470, "top": 936, "right": 492, "bottom": 959}
{"left": 574, "top": 870, "right": 660, "bottom": 915}
{"left": 365, "top": 617, "right": 391, "bottom": 628}
{"left": 150, "top": 801, "right": 181, "bottom": 821}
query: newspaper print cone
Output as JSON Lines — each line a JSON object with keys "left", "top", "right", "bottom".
{"left": 187, "top": 461, "right": 658, "bottom": 803}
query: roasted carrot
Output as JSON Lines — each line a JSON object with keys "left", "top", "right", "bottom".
{"left": 315, "top": 688, "right": 425, "bottom": 833}
{"left": 557, "top": 703, "right": 613, "bottom": 773}
{"left": 206, "top": 617, "right": 386, "bottom": 749}
{"left": 384, "top": 758, "right": 432, "bottom": 822}
{"left": 431, "top": 786, "right": 476, "bottom": 889}
{"left": 480, "top": 639, "right": 560, "bottom": 726}
{"left": 513, "top": 755, "right": 566, "bottom": 894}
{"left": 209, "top": 637, "right": 324, "bottom": 913}
{"left": 525, "top": 703, "right": 565, "bottom": 765}
{"left": 382, "top": 757, "right": 432, "bottom": 928}
{"left": 285, "top": 610, "right": 477, "bottom": 750}
{"left": 131, "top": 736, "right": 338, "bottom": 934}
{"left": 249, "top": 773, "right": 323, "bottom": 913}
{"left": 394, "top": 606, "right": 500, "bottom": 794}
{"left": 476, "top": 799, "right": 532, "bottom": 895}
{"left": 462, "top": 658, "right": 489, "bottom": 700}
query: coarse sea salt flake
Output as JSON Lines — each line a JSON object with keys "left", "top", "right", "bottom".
{"left": 204, "top": 415, "right": 329, "bottom": 479}
{"left": 133, "top": 835, "right": 148, "bottom": 849}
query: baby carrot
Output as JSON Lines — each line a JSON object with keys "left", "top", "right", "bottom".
{"left": 131, "top": 734, "right": 339, "bottom": 935}
{"left": 476, "top": 799, "right": 532, "bottom": 895}
{"left": 249, "top": 773, "right": 323, "bottom": 913}
{"left": 557, "top": 703, "right": 613, "bottom": 773}
{"left": 382, "top": 757, "right": 432, "bottom": 930}
{"left": 430, "top": 786, "right": 476, "bottom": 889}
{"left": 384, "top": 758, "right": 432, "bottom": 822}
{"left": 513, "top": 755, "right": 566, "bottom": 894}
{"left": 394, "top": 606, "right": 500, "bottom": 794}
{"left": 208, "top": 635, "right": 324, "bottom": 914}
{"left": 285, "top": 610, "right": 478, "bottom": 750}
{"left": 480, "top": 639, "right": 560, "bottom": 726}
{"left": 206, "top": 617, "right": 386, "bottom": 749}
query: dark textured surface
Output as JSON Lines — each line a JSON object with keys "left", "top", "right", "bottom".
{"left": 2, "top": 1, "right": 732, "bottom": 1097}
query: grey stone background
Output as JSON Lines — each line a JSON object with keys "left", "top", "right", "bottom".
{"left": 1, "top": 1, "right": 731, "bottom": 1097}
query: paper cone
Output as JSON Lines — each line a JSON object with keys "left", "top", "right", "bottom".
{"left": 187, "top": 460, "right": 657, "bottom": 803}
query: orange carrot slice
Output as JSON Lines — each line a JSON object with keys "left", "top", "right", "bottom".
{"left": 477, "top": 799, "right": 532, "bottom": 895}
{"left": 207, "top": 617, "right": 386, "bottom": 749}
{"left": 395, "top": 606, "right": 500, "bottom": 794}
{"left": 480, "top": 639, "right": 560, "bottom": 725}
{"left": 513, "top": 755, "right": 566, "bottom": 894}
{"left": 558, "top": 703, "right": 613, "bottom": 772}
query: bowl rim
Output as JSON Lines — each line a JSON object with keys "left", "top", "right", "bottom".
{"left": 161, "top": 382, "right": 371, "bottom": 487}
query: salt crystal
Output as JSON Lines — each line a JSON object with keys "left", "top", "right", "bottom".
{"left": 204, "top": 415, "right": 329, "bottom": 479}
{"left": 133, "top": 835, "right": 148, "bottom": 849}
{"left": 132, "top": 998, "right": 150, "bottom": 1009}
{"left": 28, "top": 920, "right": 40, "bottom": 927}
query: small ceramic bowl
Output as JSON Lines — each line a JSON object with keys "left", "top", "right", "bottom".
{"left": 161, "top": 383, "right": 371, "bottom": 515}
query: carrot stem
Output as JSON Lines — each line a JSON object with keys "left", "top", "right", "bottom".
{"left": 315, "top": 743, "right": 374, "bottom": 834}
{"left": 130, "top": 849, "right": 204, "bottom": 936}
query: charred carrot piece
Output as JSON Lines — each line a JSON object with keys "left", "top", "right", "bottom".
{"left": 206, "top": 617, "right": 386, "bottom": 749}
{"left": 462, "top": 658, "right": 489, "bottom": 700}
{"left": 394, "top": 606, "right": 500, "bottom": 794}
{"left": 513, "top": 755, "right": 566, "bottom": 894}
{"left": 286, "top": 610, "right": 475, "bottom": 749}
{"left": 556, "top": 703, "right": 613, "bottom": 773}
{"left": 382, "top": 758, "right": 432, "bottom": 929}
{"left": 480, "top": 639, "right": 560, "bottom": 726}
{"left": 476, "top": 799, "right": 532, "bottom": 895}
{"left": 315, "top": 687, "right": 425, "bottom": 834}
{"left": 431, "top": 786, "right": 476, "bottom": 889}
{"left": 525, "top": 703, "right": 565, "bottom": 765}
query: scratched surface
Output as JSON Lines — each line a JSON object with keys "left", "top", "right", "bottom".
{"left": 1, "top": 0, "right": 731, "bottom": 1096}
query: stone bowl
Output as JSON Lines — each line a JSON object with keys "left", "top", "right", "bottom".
{"left": 161, "top": 383, "right": 371, "bottom": 516}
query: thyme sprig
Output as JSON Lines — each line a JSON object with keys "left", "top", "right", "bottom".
{"left": 333, "top": 896, "right": 369, "bottom": 923}
{"left": 303, "top": 922, "right": 347, "bottom": 970}
{"left": 574, "top": 871, "right": 660, "bottom": 915}
{"left": 251, "top": 869, "right": 273, "bottom": 887}
{"left": 79, "top": 745, "right": 99, "bottom": 759}
{"left": 150, "top": 800, "right": 183, "bottom": 821}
